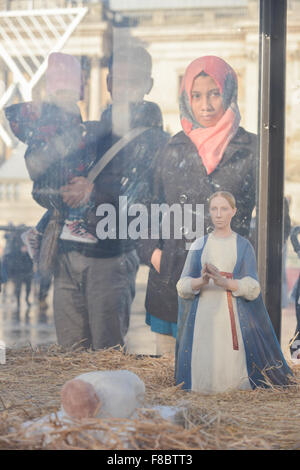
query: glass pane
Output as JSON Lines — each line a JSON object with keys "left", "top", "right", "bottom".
{"left": 0, "top": 1, "right": 266, "bottom": 369}
{"left": 0, "top": 0, "right": 297, "bottom": 442}
{"left": 282, "top": 0, "right": 300, "bottom": 361}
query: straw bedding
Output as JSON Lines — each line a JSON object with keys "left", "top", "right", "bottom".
{"left": 0, "top": 345, "right": 300, "bottom": 450}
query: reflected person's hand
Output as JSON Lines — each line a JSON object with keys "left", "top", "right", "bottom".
{"left": 60, "top": 177, "right": 94, "bottom": 208}
{"left": 151, "top": 248, "right": 162, "bottom": 273}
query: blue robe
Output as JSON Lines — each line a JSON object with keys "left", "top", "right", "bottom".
{"left": 175, "top": 233, "right": 293, "bottom": 390}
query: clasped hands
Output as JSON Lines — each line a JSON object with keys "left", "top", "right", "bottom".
{"left": 60, "top": 177, "right": 94, "bottom": 208}
{"left": 191, "top": 263, "right": 238, "bottom": 292}
{"left": 201, "top": 263, "right": 228, "bottom": 288}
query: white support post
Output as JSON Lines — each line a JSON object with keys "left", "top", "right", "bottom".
{"left": 29, "top": 8, "right": 88, "bottom": 90}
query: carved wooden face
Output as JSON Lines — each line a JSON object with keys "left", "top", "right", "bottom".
{"left": 209, "top": 195, "right": 237, "bottom": 230}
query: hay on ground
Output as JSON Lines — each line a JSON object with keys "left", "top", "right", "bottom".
{"left": 0, "top": 345, "right": 300, "bottom": 450}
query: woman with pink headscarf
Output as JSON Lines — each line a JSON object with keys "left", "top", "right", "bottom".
{"left": 139, "top": 55, "right": 257, "bottom": 356}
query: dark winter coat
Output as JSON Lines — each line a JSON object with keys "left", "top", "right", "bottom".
{"left": 138, "top": 126, "right": 258, "bottom": 323}
{"left": 78, "top": 101, "right": 169, "bottom": 258}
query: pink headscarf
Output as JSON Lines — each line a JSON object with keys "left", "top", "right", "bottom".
{"left": 179, "top": 56, "right": 241, "bottom": 175}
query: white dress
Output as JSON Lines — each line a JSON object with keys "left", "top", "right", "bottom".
{"left": 177, "top": 232, "right": 260, "bottom": 394}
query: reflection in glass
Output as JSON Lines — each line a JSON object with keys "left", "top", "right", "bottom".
{"left": 0, "top": 1, "right": 267, "bottom": 354}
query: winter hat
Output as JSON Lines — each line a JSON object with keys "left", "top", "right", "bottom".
{"left": 45, "top": 52, "right": 83, "bottom": 100}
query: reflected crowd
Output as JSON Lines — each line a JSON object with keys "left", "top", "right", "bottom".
{"left": 0, "top": 223, "right": 55, "bottom": 347}
{"left": 1, "top": 45, "right": 299, "bottom": 392}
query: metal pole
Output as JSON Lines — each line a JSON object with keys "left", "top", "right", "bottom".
{"left": 257, "top": 0, "right": 287, "bottom": 341}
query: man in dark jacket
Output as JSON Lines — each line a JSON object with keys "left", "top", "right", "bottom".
{"left": 27, "top": 46, "right": 168, "bottom": 350}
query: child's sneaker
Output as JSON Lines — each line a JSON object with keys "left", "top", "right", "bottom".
{"left": 21, "top": 228, "right": 41, "bottom": 262}
{"left": 59, "top": 220, "right": 97, "bottom": 244}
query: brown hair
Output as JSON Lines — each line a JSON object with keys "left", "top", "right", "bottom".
{"left": 208, "top": 191, "right": 236, "bottom": 209}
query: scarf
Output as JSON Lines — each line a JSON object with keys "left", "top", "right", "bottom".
{"left": 179, "top": 55, "right": 241, "bottom": 175}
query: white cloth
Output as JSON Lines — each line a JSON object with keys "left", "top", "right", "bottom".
{"left": 178, "top": 232, "right": 260, "bottom": 394}
{"left": 62, "top": 370, "right": 145, "bottom": 419}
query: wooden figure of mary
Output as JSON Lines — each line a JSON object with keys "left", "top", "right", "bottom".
{"left": 175, "top": 191, "right": 293, "bottom": 394}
